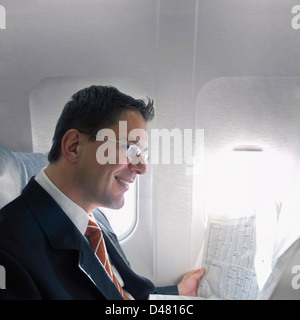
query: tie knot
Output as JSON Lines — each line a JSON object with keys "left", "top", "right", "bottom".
{"left": 85, "top": 214, "right": 101, "bottom": 237}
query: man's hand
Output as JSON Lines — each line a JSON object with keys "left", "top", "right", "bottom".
{"left": 177, "top": 268, "right": 205, "bottom": 296}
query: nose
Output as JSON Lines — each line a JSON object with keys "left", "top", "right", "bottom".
{"left": 128, "top": 161, "right": 147, "bottom": 175}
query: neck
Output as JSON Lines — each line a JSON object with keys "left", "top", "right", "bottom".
{"left": 44, "top": 163, "right": 92, "bottom": 213}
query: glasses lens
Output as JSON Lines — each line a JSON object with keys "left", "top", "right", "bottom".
{"left": 126, "top": 145, "right": 148, "bottom": 164}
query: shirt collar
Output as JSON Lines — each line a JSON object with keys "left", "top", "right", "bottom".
{"left": 35, "top": 168, "right": 89, "bottom": 236}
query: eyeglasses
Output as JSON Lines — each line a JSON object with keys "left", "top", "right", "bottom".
{"left": 78, "top": 130, "right": 148, "bottom": 164}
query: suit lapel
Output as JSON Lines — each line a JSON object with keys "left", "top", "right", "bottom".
{"left": 77, "top": 239, "right": 124, "bottom": 299}
{"left": 93, "top": 209, "right": 156, "bottom": 299}
{"left": 101, "top": 224, "right": 156, "bottom": 300}
{"left": 21, "top": 178, "right": 123, "bottom": 300}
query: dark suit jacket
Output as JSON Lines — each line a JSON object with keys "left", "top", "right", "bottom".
{"left": 0, "top": 178, "right": 177, "bottom": 300}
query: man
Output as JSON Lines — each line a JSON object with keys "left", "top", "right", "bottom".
{"left": 0, "top": 85, "right": 205, "bottom": 299}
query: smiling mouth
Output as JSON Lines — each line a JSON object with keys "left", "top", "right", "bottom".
{"left": 115, "top": 176, "right": 130, "bottom": 189}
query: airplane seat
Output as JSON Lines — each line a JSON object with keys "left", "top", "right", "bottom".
{"left": 0, "top": 145, "right": 48, "bottom": 209}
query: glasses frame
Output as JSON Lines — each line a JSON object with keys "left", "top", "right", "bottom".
{"left": 78, "top": 130, "right": 148, "bottom": 164}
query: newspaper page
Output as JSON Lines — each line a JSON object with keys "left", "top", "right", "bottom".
{"left": 197, "top": 216, "right": 259, "bottom": 300}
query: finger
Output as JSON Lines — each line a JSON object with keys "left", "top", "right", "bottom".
{"left": 193, "top": 268, "right": 205, "bottom": 279}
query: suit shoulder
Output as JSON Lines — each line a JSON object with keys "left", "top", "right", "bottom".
{"left": 0, "top": 195, "right": 30, "bottom": 223}
{"left": 0, "top": 195, "right": 36, "bottom": 246}
{"left": 0, "top": 178, "right": 44, "bottom": 227}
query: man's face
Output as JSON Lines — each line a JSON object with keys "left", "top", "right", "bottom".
{"left": 76, "top": 109, "right": 148, "bottom": 211}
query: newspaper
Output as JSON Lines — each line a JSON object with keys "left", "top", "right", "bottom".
{"left": 196, "top": 216, "right": 259, "bottom": 299}
{"left": 196, "top": 208, "right": 300, "bottom": 300}
{"left": 150, "top": 216, "right": 260, "bottom": 300}
{"left": 150, "top": 197, "right": 300, "bottom": 300}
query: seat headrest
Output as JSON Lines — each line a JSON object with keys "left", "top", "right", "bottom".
{"left": 0, "top": 145, "right": 48, "bottom": 209}
{"left": 0, "top": 145, "right": 22, "bottom": 209}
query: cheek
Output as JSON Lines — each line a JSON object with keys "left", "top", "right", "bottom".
{"left": 93, "top": 164, "right": 117, "bottom": 187}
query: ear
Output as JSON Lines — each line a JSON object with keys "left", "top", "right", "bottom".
{"left": 61, "top": 129, "right": 80, "bottom": 163}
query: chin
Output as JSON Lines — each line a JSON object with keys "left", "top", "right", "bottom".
{"left": 114, "top": 201, "right": 125, "bottom": 210}
{"left": 106, "top": 197, "right": 125, "bottom": 210}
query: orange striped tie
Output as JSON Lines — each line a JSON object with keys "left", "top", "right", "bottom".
{"left": 85, "top": 213, "right": 130, "bottom": 300}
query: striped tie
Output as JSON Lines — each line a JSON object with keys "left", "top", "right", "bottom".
{"left": 85, "top": 213, "right": 130, "bottom": 300}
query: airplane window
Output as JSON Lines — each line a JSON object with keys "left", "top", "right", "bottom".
{"left": 194, "top": 76, "right": 300, "bottom": 219}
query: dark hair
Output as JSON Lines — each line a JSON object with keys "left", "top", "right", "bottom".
{"left": 48, "top": 85, "right": 154, "bottom": 162}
